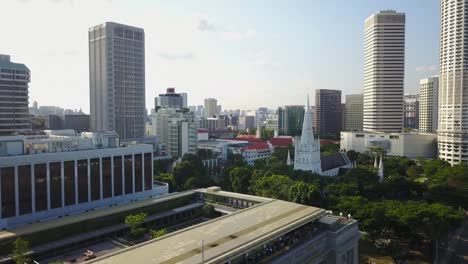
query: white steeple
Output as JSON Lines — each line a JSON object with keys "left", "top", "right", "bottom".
{"left": 378, "top": 155, "right": 384, "bottom": 182}
{"left": 287, "top": 150, "right": 292, "bottom": 165}
{"left": 300, "top": 94, "right": 315, "bottom": 145}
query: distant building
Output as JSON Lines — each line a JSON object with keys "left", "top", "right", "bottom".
{"left": 419, "top": 76, "right": 439, "bottom": 133}
{"left": 217, "top": 105, "right": 222, "bottom": 115}
{"left": 89, "top": 22, "right": 146, "bottom": 142}
{"left": 153, "top": 108, "right": 197, "bottom": 158}
{"left": 403, "top": 94, "right": 419, "bottom": 129}
{"left": 315, "top": 89, "right": 342, "bottom": 135}
{"left": 64, "top": 114, "right": 90, "bottom": 132}
{"left": 340, "top": 131, "right": 437, "bottom": 158}
{"left": 45, "top": 115, "right": 64, "bottom": 130}
{"left": 294, "top": 97, "right": 352, "bottom": 176}
{"left": 204, "top": 98, "right": 218, "bottom": 118}
{"left": 363, "top": 11, "right": 405, "bottom": 132}
{"left": 345, "top": 94, "right": 363, "bottom": 131}
{"left": 180, "top": 92, "right": 188, "bottom": 108}
{"left": 0, "top": 131, "right": 167, "bottom": 229}
{"left": 0, "top": 55, "right": 31, "bottom": 135}
{"left": 154, "top": 88, "right": 184, "bottom": 110}
{"left": 277, "top": 105, "right": 305, "bottom": 136}
{"left": 239, "top": 115, "right": 255, "bottom": 131}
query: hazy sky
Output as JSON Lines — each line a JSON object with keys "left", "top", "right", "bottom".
{"left": 1, "top": 0, "right": 440, "bottom": 111}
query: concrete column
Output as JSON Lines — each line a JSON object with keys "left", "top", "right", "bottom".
{"left": 14, "top": 166, "right": 19, "bottom": 217}
{"left": 87, "top": 158, "right": 91, "bottom": 202}
{"left": 132, "top": 154, "right": 135, "bottom": 194}
{"left": 61, "top": 160, "right": 65, "bottom": 208}
{"left": 74, "top": 160, "right": 78, "bottom": 205}
{"left": 111, "top": 156, "right": 114, "bottom": 197}
{"left": 31, "top": 165, "right": 35, "bottom": 215}
{"left": 99, "top": 156, "right": 103, "bottom": 200}
{"left": 46, "top": 162, "right": 51, "bottom": 210}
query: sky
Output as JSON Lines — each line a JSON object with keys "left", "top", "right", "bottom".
{"left": 1, "top": 0, "right": 441, "bottom": 112}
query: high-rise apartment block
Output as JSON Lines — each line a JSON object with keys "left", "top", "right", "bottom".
{"left": 403, "top": 94, "right": 419, "bottom": 129}
{"left": 438, "top": 0, "right": 468, "bottom": 165}
{"left": 153, "top": 108, "right": 197, "bottom": 158}
{"left": 204, "top": 98, "right": 218, "bottom": 118}
{"left": 345, "top": 94, "right": 363, "bottom": 131}
{"left": 277, "top": 106, "right": 305, "bottom": 136}
{"left": 315, "top": 89, "right": 342, "bottom": 135}
{"left": 89, "top": 22, "right": 146, "bottom": 142}
{"left": 0, "top": 55, "right": 30, "bottom": 135}
{"left": 155, "top": 88, "right": 184, "bottom": 110}
{"left": 419, "top": 76, "right": 439, "bottom": 133}
{"left": 363, "top": 11, "right": 405, "bottom": 132}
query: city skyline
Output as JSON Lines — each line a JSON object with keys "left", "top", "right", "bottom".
{"left": 0, "top": 0, "right": 440, "bottom": 110}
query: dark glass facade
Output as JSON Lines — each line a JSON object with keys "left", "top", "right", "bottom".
{"left": 34, "top": 164, "right": 48, "bottom": 212}
{"left": 1, "top": 167, "right": 15, "bottom": 218}
{"left": 90, "top": 158, "right": 100, "bottom": 201}
{"left": 50, "top": 162, "right": 62, "bottom": 209}
{"left": 124, "top": 155, "right": 133, "bottom": 194}
{"left": 102, "top": 157, "right": 112, "bottom": 198}
{"left": 18, "top": 165, "right": 32, "bottom": 215}
{"left": 113, "top": 156, "right": 123, "bottom": 196}
{"left": 134, "top": 154, "right": 142, "bottom": 192}
{"left": 64, "top": 161, "right": 76, "bottom": 206}
{"left": 144, "top": 153, "right": 152, "bottom": 191}
{"left": 77, "top": 159, "right": 88, "bottom": 203}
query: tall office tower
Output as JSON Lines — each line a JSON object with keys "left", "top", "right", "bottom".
{"left": 180, "top": 93, "right": 188, "bottom": 108}
{"left": 419, "top": 76, "right": 439, "bottom": 133}
{"left": 439, "top": 0, "right": 468, "bottom": 164}
{"left": 345, "top": 94, "right": 363, "bottom": 131}
{"left": 204, "top": 98, "right": 218, "bottom": 117}
{"left": 0, "top": 55, "right": 31, "bottom": 135}
{"left": 89, "top": 22, "right": 146, "bottom": 142}
{"left": 155, "top": 88, "right": 184, "bottom": 110}
{"left": 403, "top": 94, "right": 419, "bottom": 129}
{"left": 363, "top": 11, "right": 405, "bottom": 132}
{"left": 315, "top": 89, "right": 342, "bottom": 135}
{"left": 277, "top": 105, "right": 305, "bottom": 136}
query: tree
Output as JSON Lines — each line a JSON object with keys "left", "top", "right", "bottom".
{"left": 12, "top": 238, "right": 30, "bottom": 264}
{"left": 125, "top": 212, "right": 147, "bottom": 238}
{"left": 154, "top": 173, "right": 174, "bottom": 192}
{"left": 249, "top": 174, "right": 293, "bottom": 200}
{"left": 150, "top": 229, "right": 168, "bottom": 239}
{"left": 229, "top": 167, "right": 252, "bottom": 193}
{"left": 202, "top": 204, "right": 216, "bottom": 217}
{"left": 288, "top": 182, "right": 320, "bottom": 205}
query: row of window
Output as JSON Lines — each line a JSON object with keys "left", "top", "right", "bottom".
{"left": 0, "top": 153, "right": 152, "bottom": 219}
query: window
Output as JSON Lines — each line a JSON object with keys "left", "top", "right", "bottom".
{"left": 124, "top": 155, "right": 133, "bottom": 194}
{"left": 50, "top": 162, "right": 62, "bottom": 209}
{"left": 90, "top": 158, "right": 101, "bottom": 201}
{"left": 34, "top": 164, "right": 48, "bottom": 211}
{"left": 18, "top": 165, "right": 32, "bottom": 215}
{"left": 1, "top": 167, "right": 16, "bottom": 218}
{"left": 144, "top": 153, "right": 152, "bottom": 191}
{"left": 102, "top": 157, "right": 112, "bottom": 198}
{"left": 64, "top": 161, "right": 75, "bottom": 206}
{"left": 77, "top": 159, "right": 88, "bottom": 203}
{"left": 134, "top": 154, "right": 142, "bottom": 192}
{"left": 114, "top": 156, "right": 123, "bottom": 196}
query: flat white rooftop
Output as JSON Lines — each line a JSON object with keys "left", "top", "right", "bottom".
{"left": 91, "top": 199, "right": 325, "bottom": 264}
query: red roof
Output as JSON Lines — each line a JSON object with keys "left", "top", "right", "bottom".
{"left": 320, "top": 139, "right": 339, "bottom": 145}
{"left": 232, "top": 136, "right": 265, "bottom": 143}
{"left": 268, "top": 137, "right": 293, "bottom": 147}
{"left": 197, "top": 128, "right": 208, "bottom": 133}
{"left": 240, "top": 142, "right": 270, "bottom": 151}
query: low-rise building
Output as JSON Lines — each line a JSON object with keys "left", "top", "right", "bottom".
{"left": 340, "top": 131, "right": 437, "bottom": 158}
{"left": 0, "top": 131, "right": 168, "bottom": 229}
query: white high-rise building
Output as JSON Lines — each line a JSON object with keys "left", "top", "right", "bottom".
{"left": 89, "top": 22, "right": 146, "bottom": 142}
{"left": 439, "top": 0, "right": 468, "bottom": 165}
{"left": 345, "top": 94, "right": 363, "bottom": 131}
{"left": 419, "top": 76, "right": 439, "bottom": 133}
{"left": 363, "top": 11, "right": 405, "bottom": 132}
{"left": 204, "top": 98, "right": 218, "bottom": 118}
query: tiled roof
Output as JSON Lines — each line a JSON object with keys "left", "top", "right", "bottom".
{"left": 268, "top": 137, "right": 293, "bottom": 147}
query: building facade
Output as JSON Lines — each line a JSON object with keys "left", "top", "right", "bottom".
{"left": 403, "top": 94, "right": 419, "bottom": 129}
{"left": 315, "top": 89, "right": 342, "bottom": 135}
{"left": 419, "top": 76, "right": 439, "bottom": 133}
{"left": 0, "top": 55, "right": 31, "bottom": 135}
{"left": 363, "top": 11, "right": 405, "bottom": 132}
{"left": 344, "top": 94, "right": 363, "bottom": 131}
{"left": 153, "top": 108, "right": 197, "bottom": 158}
{"left": 204, "top": 98, "right": 218, "bottom": 118}
{"left": 277, "top": 105, "right": 305, "bottom": 136}
{"left": 438, "top": 0, "right": 468, "bottom": 165}
{"left": 0, "top": 131, "right": 167, "bottom": 229}
{"left": 89, "top": 22, "right": 146, "bottom": 142}
{"left": 154, "top": 88, "right": 184, "bottom": 110}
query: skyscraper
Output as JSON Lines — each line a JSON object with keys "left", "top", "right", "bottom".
{"left": 204, "top": 98, "right": 218, "bottom": 117}
{"left": 345, "top": 94, "right": 363, "bottom": 131}
{"left": 363, "top": 11, "right": 405, "bottom": 132}
{"left": 89, "top": 22, "right": 145, "bottom": 142}
{"left": 419, "top": 76, "right": 439, "bottom": 133}
{"left": 315, "top": 89, "right": 342, "bottom": 135}
{"left": 277, "top": 105, "right": 305, "bottom": 136}
{"left": 0, "top": 55, "right": 30, "bottom": 135}
{"left": 439, "top": 0, "right": 468, "bottom": 165}
{"left": 155, "top": 88, "right": 184, "bottom": 110}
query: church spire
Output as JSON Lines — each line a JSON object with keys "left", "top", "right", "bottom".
{"left": 300, "top": 94, "right": 315, "bottom": 145}
{"left": 287, "top": 150, "right": 292, "bottom": 165}
{"left": 378, "top": 155, "right": 384, "bottom": 182}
